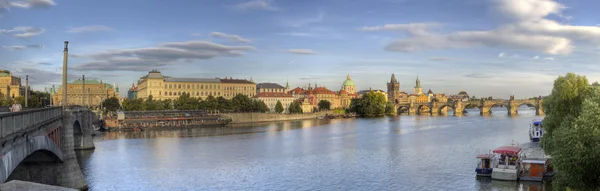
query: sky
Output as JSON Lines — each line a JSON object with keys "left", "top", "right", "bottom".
{"left": 1, "top": 0, "right": 600, "bottom": 99}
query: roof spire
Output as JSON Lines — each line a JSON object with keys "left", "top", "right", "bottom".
{"left": 347, "top": 74, "right": 351, "bottom": 80}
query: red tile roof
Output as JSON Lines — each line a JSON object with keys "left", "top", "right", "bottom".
{"left": 312, "top": 87, "right": 336, "bottom": 94}
{"left": 289, "top": 87, "right": 305, "bottom": 94}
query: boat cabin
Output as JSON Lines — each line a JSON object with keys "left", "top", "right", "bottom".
{"left": 520, "top": 158, "right": 548, "bottom": 181}
{"left": 491, "top": 145, "right": 522, "bottom": 181}
{"left": 475, "top": 154, "right": 494, "bottom": 176}
{"left": 529, "top": 120, "right": 543, "bottom": 142}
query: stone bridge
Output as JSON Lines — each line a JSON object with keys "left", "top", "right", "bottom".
{"left": 0, "top": 106, "right": 97, "bottom": 190}
{"left": 396, "top": 98, "right": 544, "bottom": 116}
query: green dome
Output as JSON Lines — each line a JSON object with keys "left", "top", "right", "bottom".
{"left": 342, "top": 74, "right": 355, "bottom": 87}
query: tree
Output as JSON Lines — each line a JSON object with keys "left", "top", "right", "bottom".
{"left": 217, "top": 96, "right": 232, "bottom": 112}
{"left": 289, "top": 101, "right": 303, "bottom": 114}
{"left": 275, "top": 100, "right": 284, "bottom": 113}
{"left": 161, "top": 99, "right": 173, "bottom": 110}
{"left": 231, "top": 94, "right": 253, "bottom": 112}
{"left": 542, "top": 73, "right": 600, "bottom": 190}
{"left": 350, "top": 91, "right": 386, "bottom": 117}
{"left": 102, "top": 97, "right": 120, "bottom": 112}
{"left": 144, "top": 95, "right": 160, "bottom": 111}
{"left": 385, "top": 101, "right": 396, "bottom": 115}
{"left": 174, "top": 92, "right": 199, "bottom": 110}
{"left": 257, "top": 100, "right": 269, "bottom": 112}
{"left": 122, "top": 98, "right": 144, "bottom": 111}
{"left": 318, "top": 100, "right": 331, "bottom": 111}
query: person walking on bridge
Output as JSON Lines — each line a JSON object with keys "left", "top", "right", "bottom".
{"left": 10, "top": 100, "right": 22, "bottom": 112}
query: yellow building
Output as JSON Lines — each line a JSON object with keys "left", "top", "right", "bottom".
{"left": 0, "top": 70, "right": 25, "bottom": 99}
{"left": 136, "top": 70, "right": 256, "bottom": 100}
{"left": 51, "top": 79, "right": 119, "bottom": 108}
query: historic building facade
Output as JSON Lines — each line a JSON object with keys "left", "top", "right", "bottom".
{"left": 0, "top": 70, "right": 25, "bottom": 99}
{"left": 387, "top": 74, "right": 447, "bottom": 106}
{"left": 253, "top": 92, "right": 294, "bottom": 113}
{"left": 290, "top": 75, "right": 359, "bottom": 112}
{"left": 127, "top": 83, "right": 138, "bottom": 99}
{"left": 51, "top": 79, "right": 119, "bottom": 108}
{"left": 256, "top": 82, "right": 289, "bottom": 94}
{"left": 136, "top": 70, "right": 256, "bottom": 100}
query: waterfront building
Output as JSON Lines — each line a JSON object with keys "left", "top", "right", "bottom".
{"left": 0, "top": 70, "right": 25, "bottom": 99}
{"left": 127, "top": 83, "right": 138, "bottom": 99}
{"left": 449, "top": 91, "right": 470, "bottom": 101}
{"left": 136, "top": 70, "right": 256, "bottom": 100}
{"left": 253, "top": 92, "right": 294, "bottom": 113}
{"left": 341, "top": 74, "right": 357, "bottom": 94}
{"left": 387, "top": 74, "right": 410, "bottom": 104}
{"left": 256, "top": 82, "right": 288, "bottom": 94}
{"left": 291, "top": 75, "right": 360, "bottom": 112}
{"left": 414, "top": 75, "right": 423, "bottom": 95}
{"left": 51, "top": 79, "right": 119, "bottom": 108}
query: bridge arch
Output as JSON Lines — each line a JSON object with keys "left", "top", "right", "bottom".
{"left": 73, "top": 120, "right": 83, "bottom": 136}
{"left": 0, "top": 136, "right": 64, "bottom": 184}
{"left": 416, "top": 104, "right": 431, "bottom": 115}
{"left": 437, "top": 104, "right": 454, "bottom": 115}
{"left": 397, "top": 105, "right": 409, "bottom": 114}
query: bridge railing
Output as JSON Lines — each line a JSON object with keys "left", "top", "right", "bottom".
{"left": 0, "top": 107, "right": 63, "bottom": 139}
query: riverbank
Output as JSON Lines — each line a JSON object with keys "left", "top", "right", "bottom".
{"left": 222, "top": 111, "right": 333, "bottom": 125}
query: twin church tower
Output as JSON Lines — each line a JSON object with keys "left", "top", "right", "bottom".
{"left": 387, "top": 74, "right": 424, "bottom": 103}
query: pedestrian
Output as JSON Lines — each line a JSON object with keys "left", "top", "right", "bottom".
{"left": 10, "top": 101, "right": 22, "bottom": 112}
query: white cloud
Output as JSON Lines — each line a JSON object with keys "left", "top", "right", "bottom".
{"left": 544, "top": 57, "right": 554, "bottom": 60}
{"left": 191, "top": 33, "right": 202, "bottom": 36}
{"left": 234, "top": 0, "right": 279, "bottom": 11}
{"left": 428, "top": 57, "right": 454, "bottom": 62}
{"left": 281, "top": 12, "right": 325, "bottom": 28}
{"left": 6, "top": 0, "right": 54, "bottom": 9}
{"left": 533, "top": 55, "right": 540, "bottom": 59}
{"left": 498, "top": 52, "right": 506, "bottom": 58}
{"left": 287, "top": 49, "right": 317, "bottom": 54}
{"left": 358, "top": 23, "right": 441, "bottom": 36}
{"left": 209, "top": 32, "right": 251, "bottom": 43}
{"left": 498, "top": 52, "right": 520, "bottom": 58}
{"left": 2, "top": 44, "right": 43, "bottom": 50}
{"left": 67, "top": 25, "right": 113, "bottom": 33}
{"left": 362, "top": 0, "right": 600, "bottom": 55}
{"left": 72, "top": 41, "right": 256, "bottom": 71}
{"left": 0, "top": 26, "right": 44, "bottom": 38}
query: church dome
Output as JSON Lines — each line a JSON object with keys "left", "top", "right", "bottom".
{"left": 342, "top": 74, "right": 355, "bottom": 87}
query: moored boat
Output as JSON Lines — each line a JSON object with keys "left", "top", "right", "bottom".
{"left": 491, "top": 145, "right": 522, "bottom": 181}
{"left": 475, "top": 153, "right": 494, "bottom": 176}
{"left": 529, "top": 119, "right": 544, "bottom": 142}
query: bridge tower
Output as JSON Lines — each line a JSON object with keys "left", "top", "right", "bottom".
{"left": 387, "top": 74, "right": 400, "bottom": 104}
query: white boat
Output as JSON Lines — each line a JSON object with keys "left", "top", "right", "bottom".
{"left": 529, "top": 120, "right": 543, "bottom": 142}
{"left": 491, "top": 145, "right": 522, "bottom": 181}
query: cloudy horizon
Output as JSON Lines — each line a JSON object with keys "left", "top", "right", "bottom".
{"left": 2, "top": 0, "right": 600, "bottom": 99}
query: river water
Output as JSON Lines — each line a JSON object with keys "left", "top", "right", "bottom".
{"left": 76, "top": 107, "right": 552, "bottom": 191}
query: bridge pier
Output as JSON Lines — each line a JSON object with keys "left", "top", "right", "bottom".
{"left": 0, "top": 107, "right": 97, "bottom": 190}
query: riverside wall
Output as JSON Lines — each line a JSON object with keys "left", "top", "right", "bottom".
{"left": 222, "top": 111, "right": 333, "bottom": 124}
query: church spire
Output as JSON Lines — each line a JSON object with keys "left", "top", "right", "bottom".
{"left": 390, "top": 73, "right": 398, "bottom": 84}
{"left": 415, "top": 75, "right": 421, "bottom": 88}
{"left": 347, "top": 74, "right": 351, "bottom": 80}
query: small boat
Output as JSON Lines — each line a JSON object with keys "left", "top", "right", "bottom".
{"left": 529, "top": 119, "right": 544, "bottom": 142}
{"left": 520, "top": 158, "right": 550, "bottom": 182}
{"left": 491, "top": 145, "right": 522, "bottom": 181}
{"left": 475, "top": 153, "right": 494, "bottom": 176}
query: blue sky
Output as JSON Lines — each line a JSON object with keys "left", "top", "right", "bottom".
{"left": 1, "top": 0, "right": 600, "bottom": 98}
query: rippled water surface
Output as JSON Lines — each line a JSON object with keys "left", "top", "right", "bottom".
{"left": 77, "top": 108, "right": 551, "bottom": 191}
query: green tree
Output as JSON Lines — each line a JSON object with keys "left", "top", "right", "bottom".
{"left": 350, "top": 91, "right": 386, "bottom": 117}
{"left": 275, "top": 100, "right": 284, "bottom": 113}
{"left": 202, "top": 95, "right": 218, "bottom": 111}
{"left": 161, "top": 99, "right": 173, "bottom": 110}
{"left": 102, "top": 97, "right": 121, "bottom": 112}
{"left": 318, "top": 100, "right": 331, "bottom": 111}
{"left": 231, "top": 94, "right": 253, "bottom": 112}
{"left": 144, "top": 95, "right": 160, "bottom": 111}
{"left": 542, "top": 73, "right": 600, "bottom": 190}
{"left": 122, "top": 98, "right": 144, "bottom": 111}
{"left": 385, "top": 101, "right": 396, "bottom": 115}
{"left": 257, "top": 100, "right": 269, "bottom": 112}
{"left": 289, "top": 101, "right": 303, "bottom": 114}
{"left": 174, "top": 92, "right": 199, "bottom": 110}
{"left": 217, "top": 96, "right": 231, "bottom": 112}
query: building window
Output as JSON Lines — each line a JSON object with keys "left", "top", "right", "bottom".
{"left": 187, "top": 85, "right": 190, "bottom": 89}
{"left": 178, "top": 84, "right": 181, "bottom": 89}
{"left": 201, "top": 85, "right": 204, "bottom": 89}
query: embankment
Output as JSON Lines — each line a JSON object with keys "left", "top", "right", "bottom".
{"left": 222, "top": 111, "right": 333, "bottom": 125}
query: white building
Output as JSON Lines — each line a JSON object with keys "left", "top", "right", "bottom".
{"left": 253, "top": 92, "right": 294, "bottom": 113}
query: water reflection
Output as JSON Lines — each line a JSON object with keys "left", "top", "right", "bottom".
{"left": 79, "top": 109, "right": 548, "bottom": 191}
